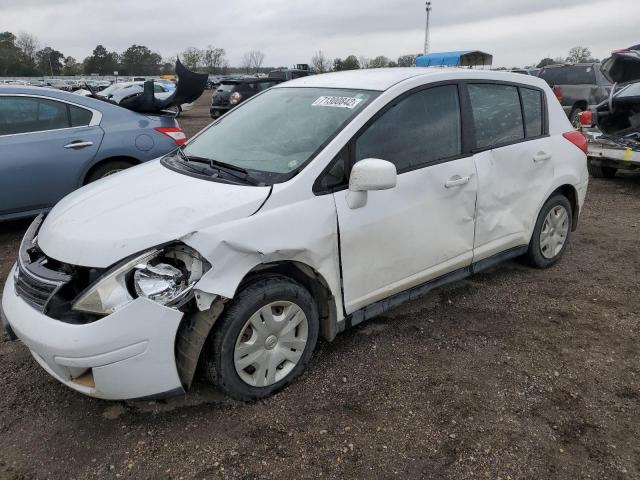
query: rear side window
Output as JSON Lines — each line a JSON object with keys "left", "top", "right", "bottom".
{"left": 520, "top": 88, "right": 543, "bottom": 137}
{"left": 0, "top": 96, "right": 69, "bottom": 135}
{"left": 69, "top": 105, "right": 93, "bottom": 127}
{"left": 355, "top": 84, "right": 462, "bottom": 172}
{"left": 539, "top": 68, "right": 566, "bottom": 86}
{"left": 564, "top": 65, "right": 596, "bottom": 84}
{"left": 468, "top": 84, "right": 524, "bottom": 149}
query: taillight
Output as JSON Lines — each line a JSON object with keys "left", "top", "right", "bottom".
{"left": 229, "top": 92, "right": 242, "bottom": 105}
{"left": 155, "top": 127, "right": 187, "bottom": 146}
{"left": 563, "top": 131, "right": 588, "bottom": 154}
{"left": 553, "top": 86, "right": 563, "bottom": 102}
{"left": 579, "top": 111, "right": 593, "bottom": 127}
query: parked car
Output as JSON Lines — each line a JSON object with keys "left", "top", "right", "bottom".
{"left": 539, "top": 63, "right": 612, "bottom": 126}
{"left": 0, "top": 85, "right": 186, "bottom": 221}
{"left": 1, "top": 69, "right": 588, "bottom": 401}
{"left": 96, "top": 81, "right": 194, "bottom": 116}
{"left": 578, "top": 46, "right": 640, "bottom": 178}
{"left": 268, "top": 68, "right": 315, "bottom": 81}
{"left": 206, "top": 75, "right": 223, "bottom": 89}
{"left": 210, "top": 78, "right": 281, "bottom": 118}
{"left": 527, "top": 68, "right": 541, "bottom": 77}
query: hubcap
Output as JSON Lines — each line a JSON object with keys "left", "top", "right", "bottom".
{"left": 540, "top": 205, "right": 569, "bottom": 259}
{"left": 234, "top": 301, "right": 308, "bottom": 387}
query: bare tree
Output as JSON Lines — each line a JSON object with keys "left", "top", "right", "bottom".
{"left": 311, "top": 50, "right": 331, "bottom": 73}
{"left": 16, "top": 32, "right": 40, "bottom": 64}
{"left": 566, "top": 46, "right": 592, "bottom": 64}
{"left": 358, "top": 56, "right": 370, "bottom": 69}
{"left": 203, "top": 46, "right": 226, "bottom": 73}
{"left": 241, "top": 50, "right": 266, "bottom": 73}
{"left": 181, "top": 47, "right": 203, "bottom": 70}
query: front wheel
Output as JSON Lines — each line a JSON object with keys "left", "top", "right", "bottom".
{"left": 524, "top": 194, "right": 573, "bottom": 268}
{"left": 203, "top": 275, "right": 319, "bottom": 401}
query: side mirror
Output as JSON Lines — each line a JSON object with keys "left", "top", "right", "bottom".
{"left": 347, "top": 158, "right": 397, "bottom": 209}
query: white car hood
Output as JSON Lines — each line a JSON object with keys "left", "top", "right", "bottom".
{"left": 38, "top": 160, "right": 271, "bottom": 268}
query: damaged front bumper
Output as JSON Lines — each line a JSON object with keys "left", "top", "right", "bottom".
{"left": 2, "top": 265, "right": 185, "bottom": 400}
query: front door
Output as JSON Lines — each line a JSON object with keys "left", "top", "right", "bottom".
{"left": 0, "top": 95, "right": 103, "bottom": 217}
{"left": 333, "top": 84, "right": 478, "bottom": 314}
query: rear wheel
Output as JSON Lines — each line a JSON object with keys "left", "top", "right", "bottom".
{"left": 85, "top": 160, "right": 135, "bottom": 184}
{"left": 525, "top": 194, "right": 572, "bottom": 269}
{"left": 203, "top": 275, "right": 319, "bottom": 401}
{"left": 587, "top": 160, "right": 617, "bottom": 179}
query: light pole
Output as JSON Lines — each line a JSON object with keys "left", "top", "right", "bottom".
{"left": 424, "top": 1, "right": 432, "bottom": 55}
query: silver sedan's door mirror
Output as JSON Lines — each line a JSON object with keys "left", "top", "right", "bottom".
{"left": 347, "top": 158, "right": 397, "bottom": 209}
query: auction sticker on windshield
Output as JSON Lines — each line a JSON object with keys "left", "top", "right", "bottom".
{"left": 312, "top": 96, "right": 363, "bottom": 109}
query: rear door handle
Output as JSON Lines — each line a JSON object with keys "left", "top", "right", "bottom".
{"left": 533, "top": 151, "right": 552, "bottom": 163}
{"left": 445, "top": 175, "right": 471, "bottom": 189}
{"left": 64, "top": 141, "right": 94, "bottom": 149}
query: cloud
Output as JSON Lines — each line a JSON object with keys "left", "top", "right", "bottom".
{"left": 0, "top": 0, "right": 638, "bottom": 67}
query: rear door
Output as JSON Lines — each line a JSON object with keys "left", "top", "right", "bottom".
{"left": 466, "top": 82, "right": 554, "bottom": 261}
{"left": 0, "top": 95, "right": 103, "bottom": 216}
{"left": 333, "top": 84, "right": 478, "bottom": 313}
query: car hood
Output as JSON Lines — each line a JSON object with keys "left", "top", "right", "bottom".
{"left": 37, "top": 160, "right": 271, "bottom": 268}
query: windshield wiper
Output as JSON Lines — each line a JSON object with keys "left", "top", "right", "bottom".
{"left": 176, "top": 149, "right": 260, "bottom": 186}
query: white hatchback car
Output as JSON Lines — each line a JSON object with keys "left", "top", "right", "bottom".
{"left": 2, "top": 68, "right": 589, "bottom": 401}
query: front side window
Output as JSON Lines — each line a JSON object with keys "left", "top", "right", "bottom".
{"left": 468, "top": 84, "right": 524, "bottom": 149}
{"left": 0, "top": 96, "right": 70, "bottom": 135}
{"left": 355, "top": 85, "right": 462, "bottom": 172}
{"left": 182, "top": 87, "right": 377, "bottom": 183}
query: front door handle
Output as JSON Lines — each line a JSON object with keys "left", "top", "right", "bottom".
{"left": 64, "top": 141, "right": 94, "bottom": 149}
{"left": 445, "top": 175, "right": 471, "bottom": 189}
{"left": 533, "top": 151, "right": 552, "bottom": 163}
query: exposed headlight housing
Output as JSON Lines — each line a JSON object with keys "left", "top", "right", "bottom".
{"left": 72, "top": 245, "right": 209, "bottom": 315}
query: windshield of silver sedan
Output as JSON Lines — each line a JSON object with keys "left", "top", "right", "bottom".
{"left": 169, "top": 87, "right": 378, "bottom": 184}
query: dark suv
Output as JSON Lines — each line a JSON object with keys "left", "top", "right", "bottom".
{"left": 539, "top": 63, "right": 611, "bottom": 126}
{"left": 210, "top": 78, "right": 281, "bottom": 118}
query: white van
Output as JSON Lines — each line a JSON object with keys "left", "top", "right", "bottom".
{"left": 2, "top": 68, "right": 589, "bottom": 401}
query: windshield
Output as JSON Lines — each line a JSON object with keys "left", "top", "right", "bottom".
{"left": 183, "top": 87, "right": 377, "bottom": 181}
{"left": 617, "top": 82, "right": 640, "bottom": 98}
{"left": 217, "top": 83, "right": 238, "bottom": 92}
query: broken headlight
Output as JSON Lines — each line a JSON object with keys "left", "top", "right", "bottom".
{"left": 72, "top": 245, "right": 209, "bottom": 315}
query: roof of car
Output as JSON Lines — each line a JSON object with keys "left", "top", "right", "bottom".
{"left": 0, "top": 85, "right": 128, "bottom": 112}
{"left": 276, "top": 67, "right": 549, "bottom": 91}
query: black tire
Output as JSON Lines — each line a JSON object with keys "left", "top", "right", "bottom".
{"left": 569, "top": 107, "right": 584, "bottom": 128}
{"left": 85, "top": 160, "right": 135, "bottom": 184}
{"left": 203, "top": 275, "right": 319, "bottom": 401}
{"left": 587, "top": 160, "right": 617, "bottom": 179}
{"left": 524, "top": 194, "right": 573, "bottom": 269}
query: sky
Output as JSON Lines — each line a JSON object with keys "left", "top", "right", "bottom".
{"left": 2, "top": 0, "right": 639, "bottom": 68}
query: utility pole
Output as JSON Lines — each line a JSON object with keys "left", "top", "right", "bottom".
{"left": 424, "top": 1, "right": 433, "bottom": 55}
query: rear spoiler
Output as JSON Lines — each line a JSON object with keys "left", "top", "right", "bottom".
{"left": 86, "top": 59, "right": 208, "bottom": 115}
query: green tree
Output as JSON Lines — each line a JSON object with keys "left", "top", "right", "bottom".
{"left": 340, "top": 55, "right": 360, "bottom": 71}
{"left": 369, "top": 55, "right": 390, "bottom": 68}
{"left": 397, "top": 54, "right": 418, "bottom": 67}
{"left": 84, "top": 45, "right": 119, "bottom": 75}
{"left": 63, "top": 56, "right": 80, "bottom": 75}
{"left": 36, "top": 47, "right": 64, "bottom": 75}
{"left": 333, "top": 58, "right": 344, "bottom": 71}
{"left": 120, "top": 44, "right": 162, "bottom": 75}
{"left": 0, "top": 32, "right": 24, "bottom": 76}
{"left": 536, "top": 57, "right": 556, "bottom": 68}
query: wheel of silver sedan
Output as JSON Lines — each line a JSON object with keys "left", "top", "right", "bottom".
{"left": 234, "top": 301, "right": 309, "bottom": 387}
{"left": 539, "top": 205, "right": 569, "bottom": 259}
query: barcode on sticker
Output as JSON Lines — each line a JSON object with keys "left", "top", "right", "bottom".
{"left": 312, "top": 96, "right": 363, "bottom": 109}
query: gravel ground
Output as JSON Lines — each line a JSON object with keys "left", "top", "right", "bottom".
{"left": 1, "top": 94, "right": 639, "bottom": 479}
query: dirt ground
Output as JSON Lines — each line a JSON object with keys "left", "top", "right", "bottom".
{"left": 1, "top": 93, "right": 639, "bottom": 480}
